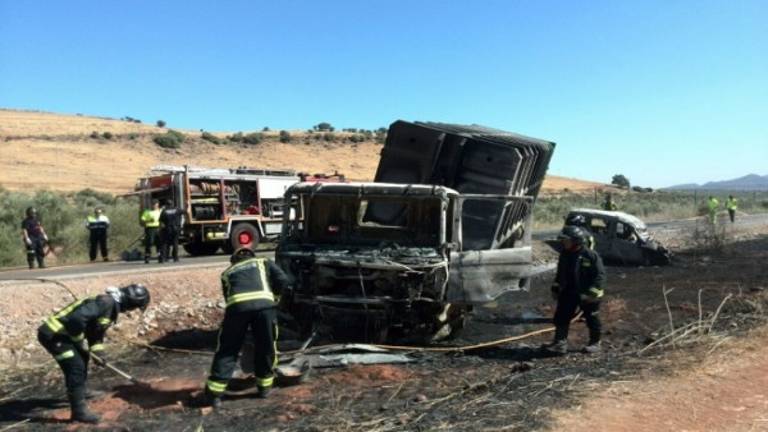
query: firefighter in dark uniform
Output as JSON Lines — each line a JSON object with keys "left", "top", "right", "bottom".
{"left": 159, "top": 201, "right": 183, "bottom": 263}
{"left": 37, "top": 284, "right": 151, "bottom": 423}
{"left": 86, "top": 207, "right": 110, "bottom": 262}
{"left": 545, "top": 226, "right": 606, "bottom": 354}
{"left": 21, "top": 207, "right": 48, "bottom": 269}
{"left": 564, "top": 213, "right": 596, "bottom": 250}
{"left": 602, "top": 193, "right": 618, "bottom": 211}
{"left": 204, "top": 248, "right": 291, "bottom": 408}
{"left": 140, "top": 200, "right": 162, "bottom": 263}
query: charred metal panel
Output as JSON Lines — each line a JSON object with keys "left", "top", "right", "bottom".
{"left": 446, "top": 247, "right": 533, "bottom": 304}
{"left": 375, "top": 121, "right": 555, "bottom": 251}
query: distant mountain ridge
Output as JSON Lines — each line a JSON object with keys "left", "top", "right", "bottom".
{"left": 667, "top": 174, "right": 768, "bottom": 191}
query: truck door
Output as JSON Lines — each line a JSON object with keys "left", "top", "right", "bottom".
{"left": 445, "top": 196, "right": 533, "bottom": 305}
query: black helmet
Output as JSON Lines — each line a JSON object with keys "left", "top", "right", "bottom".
{"left": 230, "top": 247, "right": 256, "bottom": 264}
{"left": 26, "top": 207, "right": 38, "bottom": 217}
{"left": 119, "top": 284, "right": 150, "bottom": 312}
{"left": 558, "top": 225, "right": 587, "bottom": 246}
{"left": 565, "top": 214, "right": 586, "bottom": 226}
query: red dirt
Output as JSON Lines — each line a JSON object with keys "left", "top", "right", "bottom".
{"left": 49, "top": 378, "right": 199, "bottom": 426}
{"left": 321, "top": 365, "right": 412, "bottom": 386}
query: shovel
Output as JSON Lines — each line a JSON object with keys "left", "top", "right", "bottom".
{"left": 275, "top": 332, "right": 316, "bottom": 386}
{"left": 91, "top": 352, "right": 152, "bottom": 388}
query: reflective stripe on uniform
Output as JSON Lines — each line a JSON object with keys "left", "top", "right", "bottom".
{"left": 588, "top": 287, "right": 604, "bottom": 298}
{"left": 255, "top": 375, "right": 274, "bottom": 388}
{"left": 55, "top": 350, "right": 75, "bottom": 361}
{"left": 90, "top": 343, "right": 105, "bottom": 352}
{"left": 206, "top": 379, "right": 228, "bottom": 394}
{"left": 44, "top": 317, "right": 64, "bottom": 333}
{"left": 98, "top": 317, "right": 112, "bottom": 326}
{"left": 226, "top": 291, "right": 275, "bottom": 307}
{"left": 43, "top": 297, "right": 91, "bottom": 335}
{"left": 70, "top": 333, "right": 85, "bottom": 342}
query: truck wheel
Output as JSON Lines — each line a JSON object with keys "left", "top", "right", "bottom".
{"left": 183, "top": 241, "right": 221, "bottom": 256}
{"left": 230, "top": 223, "right": 260, "bottom": 251}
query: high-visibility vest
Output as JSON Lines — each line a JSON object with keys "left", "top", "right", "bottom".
{"left": 726, "top": 198, "right": 738, "bottom": 211}
{"left": 708, "top": 199, "right": 719, "bottom": 212}
{"left": 86, "top": 214, "right": 110, "bottom": 230}
{"left": 141, "top": 209, "right": 162, "bottom": 228}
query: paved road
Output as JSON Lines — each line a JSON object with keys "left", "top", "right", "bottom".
{"left": 0, "top": 250, "right": 273, "bottom": 282}
{"left": 2, "top": 213, "right": 766, "bottom": 282}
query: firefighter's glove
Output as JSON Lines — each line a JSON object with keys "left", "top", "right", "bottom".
{"left": 24, "top": 238, "right": 32, "bottom": 247}
{"left": 550, "top": 285, "right": 560, "bottom": 301}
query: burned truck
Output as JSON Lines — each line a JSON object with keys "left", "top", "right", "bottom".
{"left": 275, "top": 121, "right": 555, "bottom": 342}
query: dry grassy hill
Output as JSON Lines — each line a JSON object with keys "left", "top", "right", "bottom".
{"left": 0, "top": 109, "right": 609, "bottom": 194}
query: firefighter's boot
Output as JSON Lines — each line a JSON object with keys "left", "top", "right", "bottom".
{"left": 541, "top": 326, "right": 569, "bottom": 355}
{"left": 584, "top": 327, "right": 602, "bottom": 354}
{"left": 257, "top": 385, "right": 272, "bottom": 399}
{"left": 583, "top": 341, "right": 602, "bottom": 354}
{"left": 69, "top": 391, "right": 100, "bottom": 424}
{"left": 542, "top": 339, "right": 568, "bottom": 355}
{"left": 204, "top": 388, "right": 222, "bottom": 410}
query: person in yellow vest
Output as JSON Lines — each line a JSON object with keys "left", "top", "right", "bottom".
{"left": 707, "top": 196, "right": 720, "bottom": 225}
{"left": 602, "top": 193, "right": 618, "bottom": 211}
{"left": 140, "top": 200, "right": 162, "bottom": 264}
{"left": 726, "top": 195, "right": 738, "bottom": 223}
{"left": 85, "top": 207, "right": 110, "bottom": 262}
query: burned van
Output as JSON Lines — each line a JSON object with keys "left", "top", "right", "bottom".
{"left": 563, "top": 208, "right": 672, "bottom": 266}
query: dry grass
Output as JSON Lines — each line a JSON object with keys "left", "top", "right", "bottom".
{"left": 0, "top": 108, "right": 604, "bottom": 194}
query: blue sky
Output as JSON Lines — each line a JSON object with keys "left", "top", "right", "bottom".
{"left": 1, "top": 1, "right": 766, "bottom": 187}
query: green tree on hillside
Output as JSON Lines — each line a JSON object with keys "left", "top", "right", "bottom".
{"left": 612, "top": 174, "right": 631, "bottom": 189}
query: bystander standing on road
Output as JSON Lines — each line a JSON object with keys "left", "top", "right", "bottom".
{"left": 726, "top": 195, "right": 738, "bottom": 223}
{"left": 159, "top": 200, "right": 183, "bottom": 263}
{"left": 22, "top": 207, "right": 49, "bottom": 269}
{"left": 602, "top": 193, "right": 618, "bottom": 211}
{"left": 707, "top": 196, "right": 720, "bottom": 225}
{"left": 140, "top": 200, "right": 162, "bottom": 264}
{"left": 85, "top": 207, "right": 110, "bottom": 262}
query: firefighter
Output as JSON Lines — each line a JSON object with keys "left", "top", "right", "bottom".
{"left": 544, "top": 225, "right": 606, "bottom": 355}
{"left": 602, "top": 193, "right": 618, "bottom": 211}
{"left": 564, "top": 214, "right": 596, "bottom": 250}
{"left": 159, "top": 200, "right": 183, "bottom": 263}
{"left": 204, "top": 248, "right": 291, "bottom": 409}
{"left": 21, "top": 207, "right": 48, "bottom": 269}
{"left": 140, "top": 200, "right": 162, "bottom": 263}
{"left": 85, "top": 207, "right": 110, "bottom": 262}
{"left": 707, "top": 196, "right": 720, "bottom": 225}
{"left": 37, "top": 284, "right": 151, "bottom": 424}
{"left": 726, "top": 195, "right": 738, "bottom": 223}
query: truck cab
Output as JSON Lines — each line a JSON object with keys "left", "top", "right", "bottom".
{"left": 277, "top": 182, "right": 539, "bottom": 342}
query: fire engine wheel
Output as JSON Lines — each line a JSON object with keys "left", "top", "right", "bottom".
{"left": 230, "top": 223, "right": 260, "bottom": 251}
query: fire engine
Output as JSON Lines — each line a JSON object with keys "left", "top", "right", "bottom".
{"left": 135, "top": 165, "right": 344, "bottom": 255}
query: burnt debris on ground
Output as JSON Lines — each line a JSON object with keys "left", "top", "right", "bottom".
{"left": 1, "top": 234, "right": 768, "bottom": 431}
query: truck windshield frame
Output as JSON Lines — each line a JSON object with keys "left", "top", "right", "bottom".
{"left": 283, "top": 193, "right": 446, "bottom": 248}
